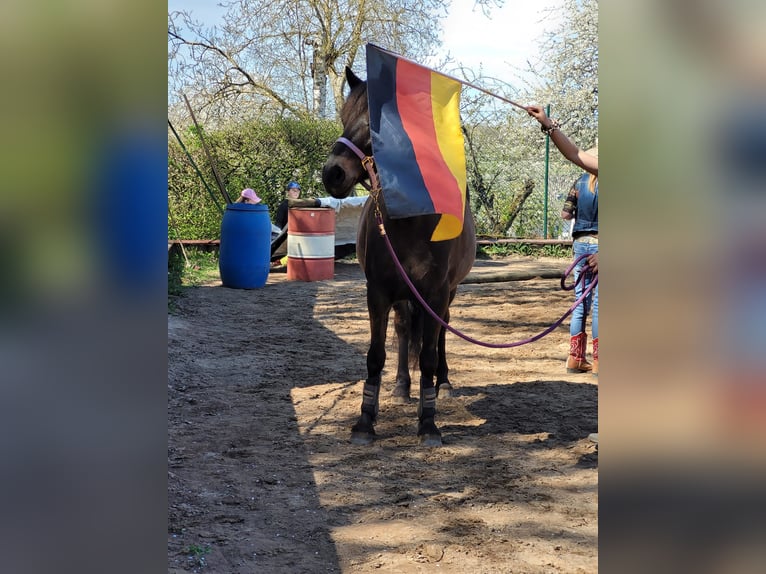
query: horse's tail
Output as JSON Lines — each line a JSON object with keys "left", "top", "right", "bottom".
{"left": 408, "top": 301, "right": 423, "bottom": 370}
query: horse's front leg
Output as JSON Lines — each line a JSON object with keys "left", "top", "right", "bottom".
{"left": 417, "top": 293, "right": 449, "bottom": 447}
{"left": 391, "top": 301, "right": 412, "bottom": 404}
{"left": 351, "top": 291, "right": 390, "bottom": 445}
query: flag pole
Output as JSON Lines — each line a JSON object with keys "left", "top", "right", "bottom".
{"left": 454, "top": 78, "right": 527, "bottom": 111}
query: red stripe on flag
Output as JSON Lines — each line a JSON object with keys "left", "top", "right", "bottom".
{"left": 395, "top": 60, "right": 463, "bottom": 218}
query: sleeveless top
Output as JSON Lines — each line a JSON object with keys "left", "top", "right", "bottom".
{"left": 571, "top": 173, "right": 598, "bottom": 237}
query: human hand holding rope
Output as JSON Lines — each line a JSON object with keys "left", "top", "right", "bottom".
{"left": 586, "top": 253, "right": 598, "bottom": 274}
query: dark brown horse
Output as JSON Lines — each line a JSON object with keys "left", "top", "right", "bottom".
{"left": 322, "top": 68, "right": 476, "bottom": 446}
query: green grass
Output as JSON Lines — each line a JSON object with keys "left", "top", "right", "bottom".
{"left": 168, "top": 249, "right": 221, "bottom": 311}
{"left": 477, "top": 243, "right": 571, "bottom": 259}
{"left": 187, "top": 544, "right": 210, "bottom": 557}
{"left": 169, "top": 250, "right": 220, "bottom": 288}
{"left": 185, "top": 544, "right": 211, "bottom": 568}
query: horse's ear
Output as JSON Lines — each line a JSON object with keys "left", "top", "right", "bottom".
{"left": 345, "top": 67, "right": 363, "bottom": 90}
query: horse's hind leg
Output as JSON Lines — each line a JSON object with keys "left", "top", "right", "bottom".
{"left": 351, "top": 293, "right": 390, "bottom": 445}
{"left": 436, "top": 289, "right": 456, "bottom": 398}
{"left": 435, "top": 322, "right": 452, "bottom": 398}
{"left": 391, "top": 301, "right": 412, "bottom": 404}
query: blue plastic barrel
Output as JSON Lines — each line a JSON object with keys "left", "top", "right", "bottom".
{"left": 219, "top": 203, "right": 271, "bottom": 289}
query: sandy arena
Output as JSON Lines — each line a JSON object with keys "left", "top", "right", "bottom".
{"left": 168, "top": 255, "right": 598, "bottom": 573}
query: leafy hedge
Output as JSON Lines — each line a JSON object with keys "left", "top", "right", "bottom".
{"left": 169, "top": 117, "right": 342, "bottom": 240}
{"left": 168, "top": 115, "right": 576, "bottom": 241}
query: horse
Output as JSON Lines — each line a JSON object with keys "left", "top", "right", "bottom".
{"left": 321, "top": 67, "right": 476, "bottom": 446}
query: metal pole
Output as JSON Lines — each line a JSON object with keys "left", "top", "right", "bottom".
{"left": 183, "top": 94, "right": 233, "bottom": 204}
{"left": 168, "top": 120, "right": 224, "bottom": 215}
{"left": 543, "top": 104, "right": 551, "bottom": 239}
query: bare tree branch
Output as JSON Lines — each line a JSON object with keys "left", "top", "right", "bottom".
{"left": 169, "top": 0, "right": 454, "bottom": 124}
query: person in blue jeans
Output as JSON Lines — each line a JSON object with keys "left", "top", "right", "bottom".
{"left": 527, "top": 105, "right": 599, "bottom": 375}
{"left": 562, "top": 170, "right": 598, "bottom": 374}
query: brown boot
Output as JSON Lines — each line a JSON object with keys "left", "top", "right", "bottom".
{"left": 592, "top": 337, "right": 598, "bottom": 376}
{"left": 566, "top": 333, "right": 592, "bottom": 373}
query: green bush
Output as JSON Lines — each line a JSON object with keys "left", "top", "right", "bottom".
{"left": 168, "top": 249, "right": 185, "bottom": 297}
{"left": 168, "top": 115, "right": 577, "bottom": 241}
{"left": 169, "top": 117, "right": 342, "bottom": 240}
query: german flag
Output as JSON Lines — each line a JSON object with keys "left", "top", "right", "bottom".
{"left": 366, "top": 44, "right": 467, "bottom": 241}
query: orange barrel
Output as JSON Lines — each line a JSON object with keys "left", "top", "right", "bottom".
{"left": 286, "top": 207, "right": 335, "bottom": 281}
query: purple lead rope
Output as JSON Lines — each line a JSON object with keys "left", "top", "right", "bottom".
{"left": 377, "top": 211, "right": 596, "bottom": 349}
{"left": 334, "top": 134, "right": 596, "bottom": 349}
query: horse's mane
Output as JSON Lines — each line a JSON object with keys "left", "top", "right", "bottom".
{"left": 340, "top": 81, "right": 368, "bottom": 130}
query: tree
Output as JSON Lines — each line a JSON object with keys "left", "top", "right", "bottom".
{"left": 169, "top": 0, "right": 504, "bottom": 126}
{"left": 167, "top": 0, "right": 597, "bottom": 239}
{"left": 460, "top": 0, "right": 598, "bottom": 238}
{"left": 526, "top": 0, "right": 598, "bottom": 148}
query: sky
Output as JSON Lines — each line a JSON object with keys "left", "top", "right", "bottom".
{"left": 168, "top": 0, "right": 565, "bottom": 82}
{"left": 433, "top": 0, "right": 564, "bottom": 80}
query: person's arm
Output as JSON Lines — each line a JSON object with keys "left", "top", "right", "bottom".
{"left": 561, "top": 186, "right": 577, "bottom": 221}
{"left": 527, "top": 105, "right": 598, "bottom": 177}
{"left": 275, "top": 200, "right": 288, "bottom": 229}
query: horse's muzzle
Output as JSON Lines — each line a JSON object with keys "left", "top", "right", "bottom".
{"left": 322, "top": 159, "right": 361, "bottom": 199}
{"left": 321, "top": 163, "right": 347, "bottom": 195}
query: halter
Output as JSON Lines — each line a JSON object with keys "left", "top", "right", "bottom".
{"left": 335, "top": 136, "right": 384, "bottom": 229}
{"left": 336, "top": 137, "right": 380, "bottom": 193}
{"left": 333, "top": 136, "right": 598, "bottom": 349}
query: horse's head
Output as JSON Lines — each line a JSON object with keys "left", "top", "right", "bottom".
{"left": 322, "top": 67, "right": 371, "bottom": 198}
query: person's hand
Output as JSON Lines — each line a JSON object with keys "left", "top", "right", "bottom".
{"left": 587, "top": 253, "right": 598, "bottom": 273}
{"left": 526, "top": 105, "right": 550, "bottom": 127}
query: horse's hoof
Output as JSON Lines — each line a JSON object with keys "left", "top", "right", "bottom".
{"left": 418, "top": 418, "right": 441, "bottom": 446}
{"left": 350, "top": 431, "right": 375, "bottom": 445}
{"left": 419, "top": 433, "right": 443, "bottom": 447}
{"left": 391, "top": 384, "right": 411, "bottom": 404}
{"left": 437, "top": 383, "right": 453, "bottom": 398}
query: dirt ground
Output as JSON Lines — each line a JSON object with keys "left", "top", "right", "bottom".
{"left": 168, "top": 255, "right": 598, "bottom": 573}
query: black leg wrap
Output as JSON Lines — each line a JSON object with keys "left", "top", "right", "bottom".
{"left": 352, "top": 378, "right": 381, "bottom": 445}
{"left": 417, "top": 387, "right": 437, "bottom": 420}
{"left": 417, "top": 385, "right": 441, "bottom": 444}
{"left": 361, "top": 380, "right": 381, "bottom": 420}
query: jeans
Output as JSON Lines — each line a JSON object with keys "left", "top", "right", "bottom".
{"left": 571, "top": 240, "right": 598, "bottom": 338}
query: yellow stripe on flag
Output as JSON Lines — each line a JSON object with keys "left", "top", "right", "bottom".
{"left": 430, "top": 73, "right": 466, "bottom": 241}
